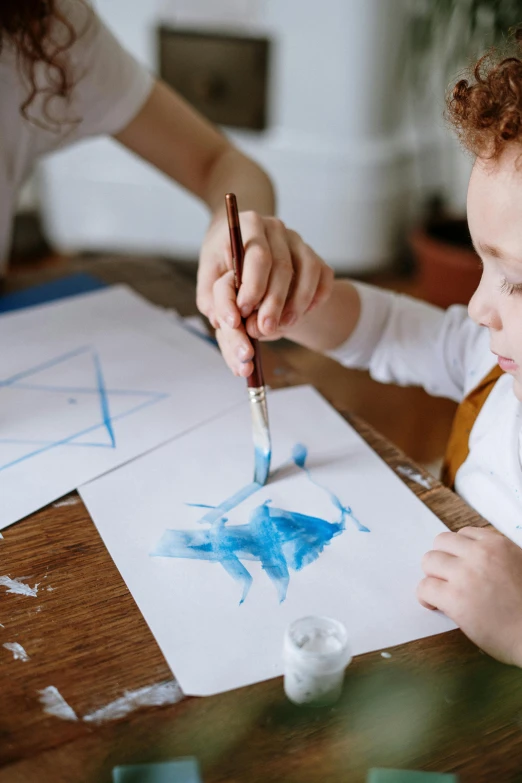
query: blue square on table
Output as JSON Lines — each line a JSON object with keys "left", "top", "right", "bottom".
{"left": 112, "top": 757, "right": 202, "bottom": 783}
{"left": 0, "top": 272, "right": 107, "bottom": 314}
{"left": 367, "top": 770, "right": 458, "bottom": 783}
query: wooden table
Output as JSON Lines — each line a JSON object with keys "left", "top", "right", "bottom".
{"left": 1, "top": 258, "right": 521, "bottom": 783}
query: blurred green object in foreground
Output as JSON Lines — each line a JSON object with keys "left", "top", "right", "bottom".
{"left": 409, "top": 0, "right": 522, "bottom": 80}
{"left": 368, "top": 769, "right": 458, "bottom": 783}
{"left": 113, "top": 757, "right": 201, "bottom": 783}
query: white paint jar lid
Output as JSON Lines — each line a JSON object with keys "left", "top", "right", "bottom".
{"left": 283, "top": 615, "right": 352, "bottom": 675}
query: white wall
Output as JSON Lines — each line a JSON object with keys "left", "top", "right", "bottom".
{"left": 38, "top": 0, "right": 453, "bottom": 272}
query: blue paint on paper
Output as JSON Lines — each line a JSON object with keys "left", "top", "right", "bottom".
{"left": 290, "top": 444, "right": 369, "bottom": 532}
{"left": 188, "top": 481, "right": 262, "bottom": 526}
{"left": 291, "top": 443, "right": 307, "bottom": 469}
{"left": 153, "top": 443, "right": 368, "bottom": 603}
{"left": 254, "top": 445, "right": 271, "bottom": 485}
{"left": 92, "top": 350, "right": 116, "bottom": 448}
{"left": 0, "top": 346, "right": 167, "bottom": 472}
{"left": 0, "top": 346, "right": 90, "bottom": 388}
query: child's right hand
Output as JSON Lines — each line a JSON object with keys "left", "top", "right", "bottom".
{"left": 418, "top": 527, "right": 522, "bottom": 667}
{"left": 213, "top": 228, "right": 334, "bottom": 377}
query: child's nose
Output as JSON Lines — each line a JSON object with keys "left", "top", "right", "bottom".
{"left": 468, "top": 278, "right": 502, "bottom": 330}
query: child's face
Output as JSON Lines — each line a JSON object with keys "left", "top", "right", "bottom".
{"left": 467, "top": 144, "right": 522, "bottom": 400}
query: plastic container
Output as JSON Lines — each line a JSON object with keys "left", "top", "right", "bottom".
{"left": 283, "top": 616, "right": 351, "bottom": 706}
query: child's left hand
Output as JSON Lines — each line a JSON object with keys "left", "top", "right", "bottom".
{"left": 417, "top": 527, "right": 522, "bottom": 666}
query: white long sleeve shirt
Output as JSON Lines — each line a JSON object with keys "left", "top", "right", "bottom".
{"left": 0, "top": 0, "right": 153, "bottom": 274}
{"left": 329, "top": 283, "right": 522, "bottom": 544}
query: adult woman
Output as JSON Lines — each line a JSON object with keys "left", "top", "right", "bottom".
{"left": 0, "top": 0, "right": 332, "bottom": 375}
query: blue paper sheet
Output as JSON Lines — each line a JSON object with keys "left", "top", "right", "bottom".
{"left": 0, "top": 272, "right": 106, "bottom": 313}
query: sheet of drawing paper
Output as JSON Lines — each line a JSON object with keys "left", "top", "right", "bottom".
{"left": 79, "top": 385, "right": 456, "bottom": 697}
{"left": 0, "top": 287, "right": 242, "bottom": 529}
{"left": 74, "top": 286, "right": 218, "bottom": 352}
{"left": 59, "top": 285, "right": 212, "bottom": 354}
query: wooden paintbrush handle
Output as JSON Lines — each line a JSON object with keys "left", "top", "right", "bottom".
{"left": 225, "top": 193, "right": 265, "bottom": 389}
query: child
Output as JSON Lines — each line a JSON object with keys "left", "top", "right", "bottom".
{"left": 0, "top": 0, "right": 333, "bottom": 371}
{"left": 219, "top": 33, "right": 522, "bottom": 667}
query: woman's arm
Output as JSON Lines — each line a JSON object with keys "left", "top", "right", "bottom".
{"left": 114, "top": 80, "right": 274, "bottom": 217}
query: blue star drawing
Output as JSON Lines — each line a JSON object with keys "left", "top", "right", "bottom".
{"left": 152, "top": 444, "right": 369, "bottom": 603}
{"left": 0, "top": 346, "right": 167, "bottom": 473}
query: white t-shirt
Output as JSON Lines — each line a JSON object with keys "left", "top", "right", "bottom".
{"left": 0, "top": 0, "right": 153, "bottom": 274}
{"left": 329, "top": 282, "right": 522, "bottom": 546}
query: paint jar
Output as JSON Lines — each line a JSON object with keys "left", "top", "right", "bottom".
{"left": 283, "top": 616, "right": 351, "bottom": 706}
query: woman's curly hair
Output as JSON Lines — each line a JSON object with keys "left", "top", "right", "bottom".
{"left": 447, "top": 28, "right": 522, "bottom": 159}
{"left": 0, "top": 0, "right": 79, "bottom": 123}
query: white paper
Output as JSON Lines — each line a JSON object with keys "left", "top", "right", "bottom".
{"left": 0, "top": 287, "right": 243, "bottom": 528}
{"left": 80, "top": 386, "right": 456, "bottom": 697}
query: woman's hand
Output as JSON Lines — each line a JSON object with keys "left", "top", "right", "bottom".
{"left": 418, "top": 526, "right": 522, "bottom": 666}
{"left": 198, "top": 216, "right": 334, "bottom": 377}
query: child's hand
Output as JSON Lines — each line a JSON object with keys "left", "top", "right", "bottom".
{"left": 201, "top": 221, "right": 333, "bottom": 377}
{"left": 418, "top": 527, "right": 522, "bottom": 666}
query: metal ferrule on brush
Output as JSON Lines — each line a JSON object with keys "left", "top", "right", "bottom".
{"left": 248, "top": 386, "right": 269, "bottom": 430}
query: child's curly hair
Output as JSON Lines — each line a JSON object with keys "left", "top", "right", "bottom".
{"left": 447, "top": 28, "right": 522, "bottom": 159}
{"left": 0, "top": 0, "right": 80, "bottom": 122}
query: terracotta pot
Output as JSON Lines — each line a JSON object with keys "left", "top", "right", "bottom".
{"left": 409, "top": 218, "right": 482, "bottom": 308}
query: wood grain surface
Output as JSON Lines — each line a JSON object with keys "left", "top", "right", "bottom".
{"left": 1, "top": 258, "right": 521, "bottom": 783}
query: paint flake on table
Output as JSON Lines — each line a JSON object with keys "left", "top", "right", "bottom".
{"left": 0, "top": 576, "right": 38, "bottom": 597}
{"left": 3, "top": 642, "right": 29, "bottom": 661}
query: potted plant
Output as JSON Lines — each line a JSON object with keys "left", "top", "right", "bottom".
{"left": 407, "top": 0, "right": 521, "bottom": 308}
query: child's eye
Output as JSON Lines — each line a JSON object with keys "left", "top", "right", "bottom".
{"left": 499, "top": 279, "right": 522, "bottom": 296}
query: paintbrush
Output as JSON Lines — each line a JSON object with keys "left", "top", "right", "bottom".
{"left": 225, "top": 193, "right": 271, "bottom": 486}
